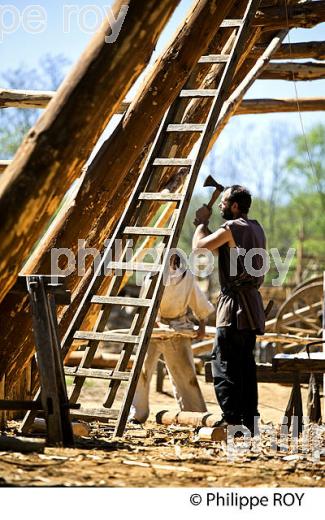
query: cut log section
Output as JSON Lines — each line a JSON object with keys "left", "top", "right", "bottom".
{"left": 156, "top": 410, "right": 222, "bottom": 427}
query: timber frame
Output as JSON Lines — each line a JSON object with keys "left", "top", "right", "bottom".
{"left": 0, "top": 0, "right": 324, "bottom": 429}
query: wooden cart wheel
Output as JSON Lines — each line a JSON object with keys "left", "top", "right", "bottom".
{"left": 275, "top": 281, "right": 323, "bottom": 336}
{"left": 291, "top": 275, "right": 323, "bottom": 294}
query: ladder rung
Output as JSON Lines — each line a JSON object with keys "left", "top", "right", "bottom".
{"left": 220, "top": 19, "right": 242, "bottom": 27}
{"left": 166, "top": 124, "right": 205, "bottom": 132}
{"left": 74, "top": 330, "right": 141, "bottom": 344}
{"left": 91, "top": 295, "right": 151, "bottom": 307}
{"left": 70, "top": 407, "right": 120, "bottom": 421}
{"left": 124, "top": 226, "right": 173, "bottom": 236}
{"left": 198, "top": 54, "right": 230, "bottom": 63}
{"left": 64, "top": 367, "right": 130, "bottom": 381}
{"left": 139, "top": 192, "right": 184, "bottom": 202}
{"left": 153, "top": 158, "right": 193, "bottom": 166}
{"left": 106, "top": 261, "right": 162, "bottom": 273}
{"left": 179, "top": 89, "right": 217, "bottom": 98}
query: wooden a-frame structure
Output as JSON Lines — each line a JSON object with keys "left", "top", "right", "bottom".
{"left": 0, "top": 0, "right": 324, "bottom": 427}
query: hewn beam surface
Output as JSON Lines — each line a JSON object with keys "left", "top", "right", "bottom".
{"left": 260, "top": 61, "right": 325, "bottom": 81}
{"left": 0, "top": 0, "right": 180, "bottom": 303}
{"left": 0, "top": 0, "right": 237, "bottom": 388}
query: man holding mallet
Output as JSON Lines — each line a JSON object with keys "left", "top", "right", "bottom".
{"left": 192, "top": 181, "right": 267, "bottom": 435}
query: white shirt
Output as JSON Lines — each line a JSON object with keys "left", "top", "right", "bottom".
{"left": 158, "top": 269, "right": 214, "bottom": 328}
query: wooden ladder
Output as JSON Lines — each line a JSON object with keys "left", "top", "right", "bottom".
{"left": 22, "top": 0, "right": 261, "bottom": 437}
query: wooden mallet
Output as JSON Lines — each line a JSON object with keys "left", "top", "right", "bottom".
{"left": 203, "top": 175, "right": 225, "bottom": 210}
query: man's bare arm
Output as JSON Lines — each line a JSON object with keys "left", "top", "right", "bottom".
{"left": 193, "top": 225, "right": 232, "bottom": 251}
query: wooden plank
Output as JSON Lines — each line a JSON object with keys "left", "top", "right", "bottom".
{"left": 253, "top": 1, "right": 325, "bottom": 30}
{"left": 139, "top": 192, "right": 183, "bottom": 201}
{"left": 0, "top": 88, "right": 54, "bottom": 108}
{"left": 237, "top": 97, "right": 325, "bottom": 115}
{"left": 152, "top": 158, "right": 193, "bottom": 166}
{"left": 74, "top": 330, "right": 141, "bottom": 344}
{"left": 273, "top": 356, "right": 325, "bottom": 373}
{"left": 260, "top": 62, "right": 325, "bottom": 81}
{"left": 179, "top": 89, "right": 217, "bottom": 97}
{"left": 220, "top": 19, "right": 242, "bottom": 27}
{"left": 205, "top": 361, "right": 324, "bottom": 385}
{"left": 91, "top": 295, "right": 151, "bottom": 307}
{"left": 64, "top": 367, "right": 129, "bottom": 381}
{"left": 69, "top": 407, "right": 119, "bottom": 421}
{"left": 166, "top": 124, "right": 205, "bottom": 132}
{"left": 124, "top": 226, "right": 173, "bottom": 236}
{"left": 106, "top": 261, "right": 162, "bottom": 272}
{"left": 198, "top": 54, "right": 230, "bottom": 63}
{"left": 250, "top": 41, "right": 325, "bottom": 60}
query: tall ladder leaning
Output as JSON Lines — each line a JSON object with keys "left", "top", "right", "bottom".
{"left": 22, "top": 0, "right": 261, "bottom": 437}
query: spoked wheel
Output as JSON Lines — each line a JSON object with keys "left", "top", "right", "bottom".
{"left": 275, "top": 281, "right": 323, "bottom": 336}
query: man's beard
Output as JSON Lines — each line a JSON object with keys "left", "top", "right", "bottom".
{"left": 221, "top": 207, "right": 233, "bottom": 220}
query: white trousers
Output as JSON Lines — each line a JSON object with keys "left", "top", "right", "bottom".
{"left": 131, "top": 336, "right": 207, "bottom": 423}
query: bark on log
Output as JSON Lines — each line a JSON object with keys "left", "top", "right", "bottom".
{"left": 251, "top": 41, "right": 325, "bottom": 60}
{"left": 0, "top": 89, "right": 55, "bottom": 108}
{"left": 0, "top": 0, "right": 180, "bottom": 303}
{"left": 237, "top": 97, "right": 325, "bottom": 114}
{"left": 260, "top": 62, "right": 325, "bottom": 81}
{"left": 254, "top": 1, "right": 325, "bottom": 30}
{"left": 156, "top": 410, "right": 221, "bottom": 427}
{"left": 0, "top": 0, "right": 237, "bottom": 389}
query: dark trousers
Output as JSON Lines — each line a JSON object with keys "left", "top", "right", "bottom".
{"left": 211, "top": 326, "right": 258, "bottom": 428}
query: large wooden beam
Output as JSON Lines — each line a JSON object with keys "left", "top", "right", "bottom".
{"left": 237, "top": 97, "right": 325, "bottom": 114}
{"left": 0, "top": 0, "right": 180, "bottom": 303}
{"left": 251, "top": 41, "right": 325, "bottom": 60}
{"left": 254, "top": 1, "right": 325, "bottom": 30}
{"left": 260, "top": 62, "right": 325, "bottom": 81}
{"left": 0, "top": 0, "right": 237, "bottom": 389}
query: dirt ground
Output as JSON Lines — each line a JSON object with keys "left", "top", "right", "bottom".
{"left": 0, "top": 375, "right": 324, "bottom": 487}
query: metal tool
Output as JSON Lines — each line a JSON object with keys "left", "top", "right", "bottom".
{"left": 203, "top": 175, "right": 225, "bottom": 210}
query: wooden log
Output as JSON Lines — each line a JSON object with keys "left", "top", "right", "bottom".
{"left": 0, "top": 0, "right": 180, "bottom": 304}
{"left": 237, "top": 97, "right": 325, "bottom": 115}
{"left": 156, "top": 410, "right": 221, "bottom": 427}
{"left": 30, "top": 418, "right": 91, "bottom": 437}
{"left": 260, "top": 62, "right": 325, "bottom": 81}
{"left": 204, "top": 361, "right": 324, "bottom": 385}
{"left": 253, "top": 1, "right": 325, "bottom": 30}
{"left": 197, "top": 426, "right": 227, "bottom": 441}
{"left": 273, "top": 355, "right": 325, "bottom": 373}
{"left": 0, "top": 89, "right": 55, "bottom": 108}
{"left": 0, "top": 435, "right": 45, "bottom": 453}
{"left": 251, "top": 41, "right": 325, "bottom": 60}
{"left": 0, "top": 0, "right": 237, "bottom": 389}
